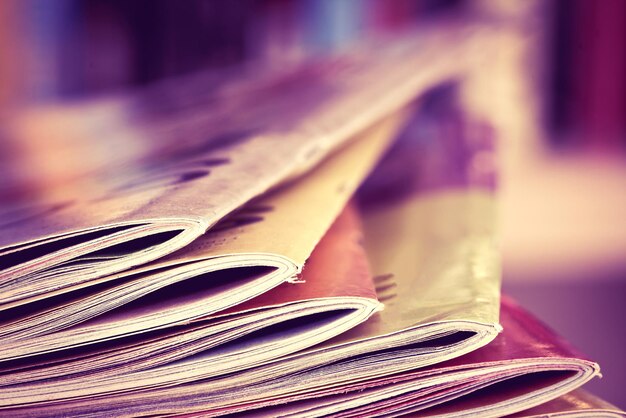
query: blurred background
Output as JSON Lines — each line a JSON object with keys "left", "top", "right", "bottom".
{"left": 0, "top": 0, "right": 624, "bottom": 408}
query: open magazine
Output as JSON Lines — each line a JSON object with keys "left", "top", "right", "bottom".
{"left": 0, "top": 114, "right": 402, "bottom": 363}
{"left": 0, "top": 20, "right": 479, "bottom": 309}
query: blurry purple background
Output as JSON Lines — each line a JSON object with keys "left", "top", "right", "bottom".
{"left": 0, "top": 0, "right": 624, "bottom": 408}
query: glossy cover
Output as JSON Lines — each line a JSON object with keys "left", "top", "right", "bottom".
{"left": 508, "top": 389, "right": 626, "bottom": 418}
{"left": 200, "top": 297, "right": 599, "bottom": 417}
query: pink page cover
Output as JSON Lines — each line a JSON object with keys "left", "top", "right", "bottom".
{"left": 200, "top": 296, "right": 599, "bottom": 417}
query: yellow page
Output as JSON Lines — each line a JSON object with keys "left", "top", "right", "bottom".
{"left": 359, "top": 189, "right": 500, "bottom": 335}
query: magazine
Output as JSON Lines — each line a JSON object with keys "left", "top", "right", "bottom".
{"left": 209, "top": 297, "right": 598, "bottom": 418}
{"left": 0, "top": 22, "right": 472, "bottom": 308}
{"left": 0, "top": 203, "right": 380, "bottom": 405}
{"left": 0, "top": 185, "right": 502, "bottom": 416}
{"left": 0, "top": 114, "right": 402, "bottom": 363}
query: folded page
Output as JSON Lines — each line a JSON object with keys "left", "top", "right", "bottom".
{"left": 201, "top": 297, "right": 599, "bottom": 418}
{"left": 0, "top": 203, "right": 381, "bottom": 405}
{"left": 0, "top": 21, "right": 479, "bottom": 306}
{"left": 0, "top": 112, "right": 403, "bottom": 362}
{"left": 1, "top": 183, "right": 502, "bottom": 416}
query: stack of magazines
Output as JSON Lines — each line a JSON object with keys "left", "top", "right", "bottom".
{"left": 0, "top": 24, "right": 623, "bottom": 418}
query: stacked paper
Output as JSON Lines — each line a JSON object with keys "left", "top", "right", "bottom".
{"left": 0, "top": 23, "right": 619, "bottom": 418}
